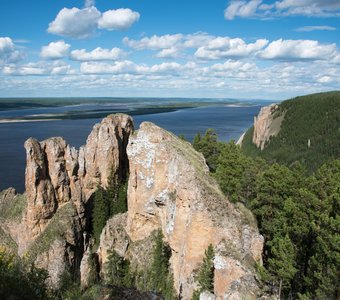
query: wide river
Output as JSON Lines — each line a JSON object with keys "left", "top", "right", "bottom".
{"left": 0, "top": 104, "right": 263, "bottom": 192}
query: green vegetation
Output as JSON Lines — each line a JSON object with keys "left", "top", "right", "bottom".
{"left": 92, "top": 172, "right": 128, "bottom": 244}
{"left": 105, "top": 250, "right": 133, "bottom": 288}
{"left": 147, "top": 230, "right": 175, "bottom": 299}
{"left": 193, "top": 129, "right": 222, "bottom": 172}
{"left": 195, "top": 130, "right": 340, "bottom": 299}
{"left": 103, "top": 230, "right": 175, "bottom": 299}
{"left": 192, "top": 244, "right": 215, "bottom": 299}
{"left": 0, "top": 247, "right": 49, "bottom": 300}
{"left": 26, "top": 202, "right": 77, "bottom": 262}
{"left": 242, "top": 91, "right": 340, "bottom": 172}
{"left": 0, "top": 193, "right": 26, "bottom": 221}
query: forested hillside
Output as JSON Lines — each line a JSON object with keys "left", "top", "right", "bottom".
{"left": 242, "top": 91, "right": 340, "bottom": 172}
{"left": 193, "top": 128, "right": 340, "bottom": 300}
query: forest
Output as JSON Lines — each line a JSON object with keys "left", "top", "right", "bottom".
{"left": 242, "top": 91, "right": 340, "bottom": 172}
{"left": 193, "top": 128, "right": 339, "bottom": 299}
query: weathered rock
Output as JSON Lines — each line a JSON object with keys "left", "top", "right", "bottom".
{"left": 126, "top": 122, "right": 263, "bottom": 299}
{"left": 200, "top": 291, "right": 216, "bottom": 300}
{"left": 24, "top": 138, "right": 57, "bottom": 235}
{"left": 97, "top": 213, "right": 129, "bottom": 270}
{"left": 252, "top": 104, "right": 283, "bottom": 150}
{"left": 80, "top": 246, "right": 93, "bottom": 288}
{"left": 80, "top": 114, "right": 134, "bottom": 200}
{"left": 35, "top": 239, "right": 67, "bottom": 288}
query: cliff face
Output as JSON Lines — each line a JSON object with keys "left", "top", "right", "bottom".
{"left": 252, "top": 104, "right": 283, "bottom": 150}
{"left": 0, "top": 114, "right": 264, "bottom": 299}
{"left": 0, "top": 114, "right": 134, "bottom": 288}
{"left": 79, "top": 114, "right": 134, "bottom": 200}
{"left": 126, "top": 122, "right": 263, "bottom": 299}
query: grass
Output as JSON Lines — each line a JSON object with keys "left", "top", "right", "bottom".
{"left": 0, "top": 226, "right": 18, "bottom": 252}
{"left": 26, "top": 202, "right": 77, "bottom": 262}
{"left": 0, "top": 193, "right": 26, "bottom": 221}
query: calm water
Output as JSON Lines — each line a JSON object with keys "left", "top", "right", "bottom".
{"left": 0, "top": 105, "right": 261, "bottom": 192}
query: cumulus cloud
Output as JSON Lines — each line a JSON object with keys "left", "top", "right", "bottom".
{"left": 123, "top": 34, "right": 183, "bottom": 50}
{"left": 48, "top": 7, "right": 101, "bottom": 39}
{"left": 3, "top": 60, "right": 73, "bottom": 76}
{"left": 80, "top": 60, "right": 141, "bottom": 74}
{"left": 98, "top": 9, "right": 140, "bottom": 31}
{"left": 41, "top": 40, "right": 70, "bottom": 59}
{"left": 195, "top": 37, "right": 268, "bottom": 60}
{"left": 155, "top": 47, "right": 181, "bottom": 58}
{"left": 0, "top": 37, "right": 24, "bottom": 64}
{"left": 85, "top": 0, "right": 95, "bottom": 8}
{"left": 224, "top": 0, "right": 262, "bottom": 20}
{"left": 258, "top": 39, "right": 337, "bottom": 61}
{"left": 80, "top": 60, "right": 193, "bottom": 75}
{"left": 209, "top": 60, "right": 256, "bottom": 72}
{"left": 224, "top": 0, "right": 340, "bottom": 19}
{"left": 295, "top": 25, "right": 336, "bottom": 32}
{"left": 70, "top": 47, "right": 125, "bottom": 61}
{"left": 48, "top": 5, "right": 140, "bottom": 38}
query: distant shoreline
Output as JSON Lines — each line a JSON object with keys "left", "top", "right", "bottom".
{"left": 0, "top": 118, "right": 60, "bottom": 123}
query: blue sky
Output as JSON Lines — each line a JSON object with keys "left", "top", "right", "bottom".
{"left": 0, "top": 0, "right": 339, "bottom": 100}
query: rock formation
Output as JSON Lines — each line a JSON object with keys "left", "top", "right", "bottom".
{"left": 0, "top": 114, "right": 134, "bottom": 288}
{"left": 79, "top": 113, "right": 134, "bottom": 200}
{"left": 252, "top": 104, "right": 283, "bottom": 150}
{"left": 0, "top": 114, "right": 264, "bottom": 299}
{"left": 126, "top": 122, "right": 263, "bottom": 299}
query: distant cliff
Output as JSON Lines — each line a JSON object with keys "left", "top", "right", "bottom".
{"left": 0, "top": 114, "right": 264, "bottom": 299}
{"left": 241, "top": 91, "right": 340, "bottom": 171}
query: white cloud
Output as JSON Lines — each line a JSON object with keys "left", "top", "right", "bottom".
{"left": 3, "top": 60, "right": 74, "bottom": 76}
{"left": 124, "top": 33, "right": 270, "bottom": 60}
{"left": 195, "top": 37, "right": 268, "bottom": 60}
{"left": 210, "top": 60, "right": 256, "bottom": 72}
{"left": 224, "top": 0, "right": 340, "bottom": 19}
{"left": 80, "top": 60, "right": 193, "bottom": 75}
{"left": 0, "top": 37, "right": 24, "bottom": 64}
{"left": 48, "top": 5, "right": 140, "bottom": 38}
{"left": 124, "top": 34, "right": 183, "bottom": 50}
{"left": 155, "top": 47, "right": 181, "bottom": 58}
{"left": 85, "top": 0, "right": 95, "bottom": 8}
{"left": 296, "top": 25, "right": 336, "bottom": 32}
{"left": 41, "top": 40, "right": 70, "bottom": 59}
{"left": 70, "top": 47, "right": 125, "bottom": 61}
{"left": 80, "top": 60, "right": 141, "bottom": 74}
{"left": 224, "top": 0, "right": 262, "bottom": 20}
{"left": 48, "top": 7, "right": 101, "bottom": 39}
{"left": 98, "top": 8, "right": 140, "bottom": 31}
{"left": 258, "top": 39, "right": 337, "bottom": 61}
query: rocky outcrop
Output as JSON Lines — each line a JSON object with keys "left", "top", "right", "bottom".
{"left": 1, "top": 114, "right": 264, "bottom": 298}
{"left": 1, "top": 114, "right": 134, "bottom": 289}
{"left": 126, "top": 122, "right": 263, "bottom": 299}
{"left": 79, "top": 114, "right": 134, "bottom": 200}
{"left": 252, "top": 104, "right": 283, "bottom": 150}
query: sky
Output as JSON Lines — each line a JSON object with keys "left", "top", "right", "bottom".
{"left": 0, "top": 0, "right": 339, "bottom": 100}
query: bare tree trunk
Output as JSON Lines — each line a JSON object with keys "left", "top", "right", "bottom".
{"left": 278, "top": 279, "right": 282, "bottom": 299}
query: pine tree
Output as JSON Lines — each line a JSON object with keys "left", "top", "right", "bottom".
{"left": 267, "top": 235, "right": 297, "bottom": 297}
{"left": 149, "top": 230, "right": 175, "bottom": 299}
{"left": 92, "top": 184, "right": 110, "bottom": 243}
{"left": 196, "top": 244, "right": 215, "bottom": 293}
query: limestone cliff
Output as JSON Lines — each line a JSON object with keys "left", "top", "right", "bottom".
{"left": 0, "top": 114, "right": 134, "bottom": 288}
{"left": 126, "top": 122, "right": 263, "bottom": 299}
{"left": 252, "top": 104, "right": 283, "bottom": 150}
{"left": 0, "top": 114, "right": 264, "bottom": 299}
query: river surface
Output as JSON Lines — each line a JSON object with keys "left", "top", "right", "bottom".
{"left": 0, "top": 103, "right": 264, "bottom": 192}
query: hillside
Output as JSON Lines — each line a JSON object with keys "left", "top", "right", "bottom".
{"left": 241, "top": 91, "right": 340, "bottom": 171}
